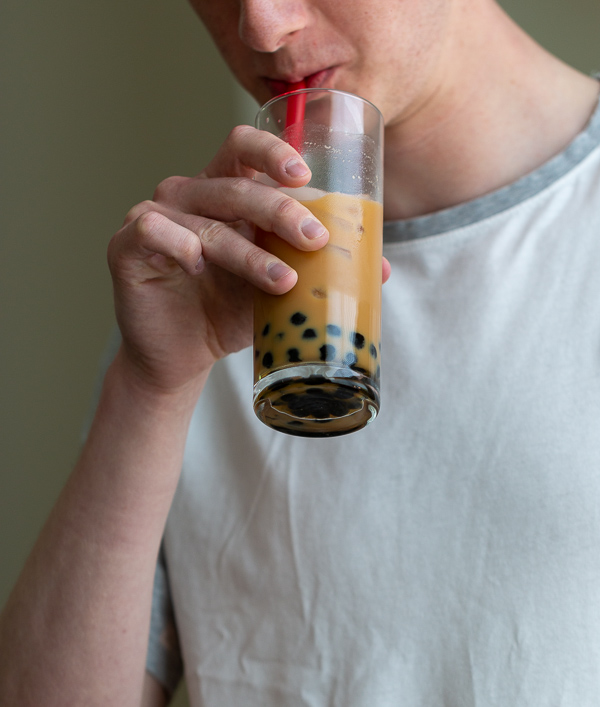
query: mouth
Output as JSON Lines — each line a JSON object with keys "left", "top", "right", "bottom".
{"left": 264, "top": 67, "right": 336, "bottom": 97}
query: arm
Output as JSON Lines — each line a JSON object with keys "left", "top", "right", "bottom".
{"left": 0, "top": 127, "right": 327, "bottom": 706}
{"left": 0, "top": 352, "right": 203, "bottom": 706}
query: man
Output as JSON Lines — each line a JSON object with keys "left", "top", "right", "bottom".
{"left": 1, "top": 0, "right": 599, "bottom": 705}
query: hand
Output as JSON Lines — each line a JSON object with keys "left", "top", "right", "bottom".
{"left": 107, "top": 125, "right": 330, "bottom": 395}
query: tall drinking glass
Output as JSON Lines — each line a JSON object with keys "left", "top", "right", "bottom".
{"left": 253, "top": 88, "right": 383, "bottom": 437}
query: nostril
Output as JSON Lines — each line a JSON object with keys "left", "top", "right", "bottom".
{"left": 238, "top": 1, "right": 308, "bottom": 53}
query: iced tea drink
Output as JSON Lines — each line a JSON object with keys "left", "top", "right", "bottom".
{"left": 253, "top": 89, "right": 383, "bottom": 437}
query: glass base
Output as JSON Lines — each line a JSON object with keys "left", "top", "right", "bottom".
{"left": 253, "top": 364, "right": 379, "bottom": 437}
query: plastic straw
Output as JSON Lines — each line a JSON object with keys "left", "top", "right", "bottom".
{"left": 285, "top": 81, "right": 306, "bottom": 153}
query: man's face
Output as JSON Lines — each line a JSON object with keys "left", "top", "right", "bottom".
{"left": 189, "top": 0, "right": 457, "bottom": 126}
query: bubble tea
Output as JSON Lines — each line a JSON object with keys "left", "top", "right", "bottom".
{"left": 253, "top": 89, "right": 383, "bottom": 437}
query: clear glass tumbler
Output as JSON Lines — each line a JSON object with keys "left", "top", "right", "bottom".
{"left": 253, "top": 88, "right": 384, "bottom": 437}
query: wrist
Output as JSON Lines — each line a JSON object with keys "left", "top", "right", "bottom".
{"left": 108, "top": 344, "right": 211, "bottom": 417}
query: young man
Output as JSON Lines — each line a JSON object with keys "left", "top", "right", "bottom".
{"left": 1, "top": 0, "right": 600, "bottom": 705}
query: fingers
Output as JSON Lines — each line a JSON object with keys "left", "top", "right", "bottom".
{"left": 152, "top": 176, "right": 328, "bottom": 252}
{"left": 141, "top": 126, "right": 329, "bottom": 255}
{"left": 201, "top": 125, "right": 311, "bottom": 185}
{"left": 111, "top": 205, "right": 298, "bottom": 295}
{"left": 382, "top": 256, "right": 392, "bottom": 284}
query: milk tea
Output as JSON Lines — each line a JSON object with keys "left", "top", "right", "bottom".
{"left": 253, "top": 188, "right": 382, "bottom": 437}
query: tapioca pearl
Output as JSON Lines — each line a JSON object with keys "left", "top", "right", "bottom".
{"left": 291, "top": 312, "right": 307, "bottom": 326}
{"left": 302, "top": 328, "right": 317, "bottom": 339}
{"left": 262, "top": 323, "right": 270, "bottom": 336}
{"left": 369, "top": 343, "right": 378, "bottom": 358}
{"left": 303, "top": 390, "right": 354, "bottom": 418}
{"left": 267, "top": 378, "right": 292, "bottom": 393}
{"left": 332, "top": 386, "right": 356, "bottom": 400}
{"left": 326, "top": 324, "right": 342, "bottom": 336}
{"left": 255, "top": 349, "right": 260, "bottom": 360}
{"left": 287, "top": 394, "right": 339, "bottom": 419}
{"left": 319, "top": 344, "right": 336, "bottom": 362}
{"left": 351, "top": 332, "right": 365, "bottom": 349}
{"left": 287, "top": 348, "right": 302, "bottom": 363}
{"left": 305, "top": 375, "right": 328, "bottom": 386}
{"left": 344, "top": 396, "right": 363, "bottom": 411}
{"left": 262, "top": 352, "right": 274, "bottom": 368}
{"left": 343, "top": 352, "right": 358, "bottom": 366}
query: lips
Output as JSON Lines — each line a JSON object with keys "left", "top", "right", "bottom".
{"left": 265, "top": 68, "right": 335, "bottom": 97}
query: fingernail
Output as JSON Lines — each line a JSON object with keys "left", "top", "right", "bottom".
{"left": 284, "top": 159, "right": 309, "bottom": 178}
{"left": 194, "top": 254, "right": 205, "bottom": 273}
{"left": 301, "top": 218, "right": 327, "bottom": 240}
{"left": 267, "top": 261, "right": 293, "bottom": 282}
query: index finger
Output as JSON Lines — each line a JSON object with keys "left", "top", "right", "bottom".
{"left": 201, "top": 125, "right": 311, "bottom": 186}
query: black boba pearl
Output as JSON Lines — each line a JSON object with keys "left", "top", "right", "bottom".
{"left": 345, "top": 397, "right": 363, "bottom": 411}
{"left": 262, "top": 352, "right": 273, "bottom": 368}
{"left": 319, "top": 344, "right": 336, "bottom": 362}
{"left": 343, "top": 352, "right": 358, "bottom": 366}
{"left": 370, "top": 343, "right": 378, "bottom": 358}
{"left": 291, "top": 312, "right": 307, "bottom": 325}
{"left": 332, "top": 386, "right": 355, "bottom": 399}
{"left": 255, "top": 349, "right": 260, "bottom": 360}
{"left": 326, "top": 324, "right": 342, "bottom": 336}
{"left": 262, "top": 323, "right": 270, "bottom": 336}
{"left": 302, "top": 328, "right": 317, "bottom": 339}
{"left": 305, "top": 375, "right": 328, "bottom": 386}
{"left": 287, "top": 348, "right": 302, "bottom": 363}
{"left": 277, "top": 385, "right": 363, "bottom": 420}
{"left": 351, "top": 332, "right": 365, "bottom": 349}
{"left": 324, "top": 400, "right": 350, "bottom": 417}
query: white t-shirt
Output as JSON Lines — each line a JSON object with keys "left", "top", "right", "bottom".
{"left": 148, "top": 94, "right": 600, "bottom": 706}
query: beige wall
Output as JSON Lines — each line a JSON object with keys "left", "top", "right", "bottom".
{"left": 1, "top": 1, "right": 598, "bottom": 705}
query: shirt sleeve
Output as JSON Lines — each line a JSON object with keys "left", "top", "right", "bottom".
{"left": 146, "top": 543, "right": 184, "bottom": 697}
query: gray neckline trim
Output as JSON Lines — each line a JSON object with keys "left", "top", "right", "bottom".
{"left": 383, "top": 83, "right": 600, "bottom": 244}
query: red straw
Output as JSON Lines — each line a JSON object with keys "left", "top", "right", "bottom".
{"left": 285, "top": 80, "right": 306, "bottom": 153}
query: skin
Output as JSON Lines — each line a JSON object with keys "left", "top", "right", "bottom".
{"left": 0, "top": 1, "right": 598, "bottom": 705}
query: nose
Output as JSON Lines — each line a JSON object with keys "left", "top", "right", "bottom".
{"left": 239, "top": 0, "right": 309, "bottom": 53}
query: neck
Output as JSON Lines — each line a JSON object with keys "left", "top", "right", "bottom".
{"left": 383, "top": 1, "right": 600, "bottom": 221}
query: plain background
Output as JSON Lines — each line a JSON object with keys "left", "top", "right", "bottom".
{"left": 1, "top": 1, "right": 599, "bottom": 705}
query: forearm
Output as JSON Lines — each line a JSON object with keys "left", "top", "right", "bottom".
{"left": 0, "top": 351, "right": 206, "bottom": 706}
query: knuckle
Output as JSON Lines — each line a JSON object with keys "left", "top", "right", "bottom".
{"left": 265, "top": 138, "right": 287, "bottom": 163}
{"left": 197, "top": 218, "right": 226, "bottom": 245}
{"left": 153, "top": 175, "right": 187, "bottom": 203}
{"left": 123, "top": 200, "right": 154, "bottom": 226}
{"left": 227, "top": 124, "right": 255, "bottom": 144}
{"left": 244, "top": 245, "right": 266, "bottom": 272}
{"left": 273, "top": 195, "right": 298, "bottom": 222}
{"left": 228, "top": 176, "right": 254, "bottom": 199}
{"left": 134, "top": 209, "right": 163, "bottom": 238}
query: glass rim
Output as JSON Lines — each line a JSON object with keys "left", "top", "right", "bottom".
{"left": 255, "top": 88, "right": 383, "bottom": 127}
